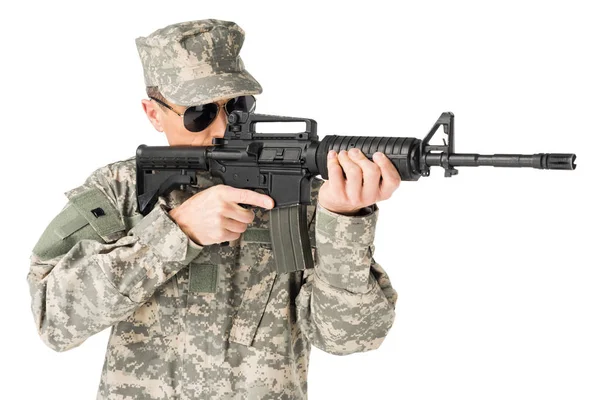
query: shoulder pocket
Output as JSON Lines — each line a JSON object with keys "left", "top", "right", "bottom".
{"left": 33, "top": 188, "right": 126, "bottom": 261}
{"left": 68, "top": 187, "right": 125, "bottom": 242}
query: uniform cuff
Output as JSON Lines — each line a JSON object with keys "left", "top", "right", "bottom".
{"left": 315, "top": 202, "right": 379, "bottom": 245}
{"left": 314, "top": 202, "right": 379, "bottom": 293}
{"left": 130, "top": 204, "right": 204, "bottom": 267}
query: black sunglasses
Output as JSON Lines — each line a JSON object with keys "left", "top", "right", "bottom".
{"left": 149, "top": 95, "right": 256, "bottom": 132}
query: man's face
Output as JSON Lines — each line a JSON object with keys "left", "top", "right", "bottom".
{"left": 141, "top": 97, "right": 229, "bottom": 146}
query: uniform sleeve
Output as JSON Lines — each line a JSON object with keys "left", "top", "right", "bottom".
{"left": 296, "top": 180, "right": 397, "bottom": 356}
{"left": 27, "top": 167, "right": 204, "bottom": 352}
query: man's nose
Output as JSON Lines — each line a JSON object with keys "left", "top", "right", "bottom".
{"left": 210, "top": 107, "right": 228, "bottom": 138}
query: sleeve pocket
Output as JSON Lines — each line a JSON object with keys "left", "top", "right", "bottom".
{"left": 67, "top": 187, "right": 125, "bottom": 242}
{"left": 33, "top": 203, "right": 105, "bottom": 260}
{"left": 33, "top": 187, "right": 126, "bottom": 261}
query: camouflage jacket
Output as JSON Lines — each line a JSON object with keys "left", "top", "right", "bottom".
{"left": 27, "top": 156, "right": 397, "bottom": 400}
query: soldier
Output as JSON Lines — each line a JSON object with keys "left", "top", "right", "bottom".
{"left": 27, "top": 19, "right": 400, "bottom": 399}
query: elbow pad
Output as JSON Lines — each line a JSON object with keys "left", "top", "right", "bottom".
{"left": 32, "top": 187, "right": 126, "bottom": 260}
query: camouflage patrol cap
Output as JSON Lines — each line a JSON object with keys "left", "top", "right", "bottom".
{"left": 135, "top": 19, "right": 262, "bottom": 106}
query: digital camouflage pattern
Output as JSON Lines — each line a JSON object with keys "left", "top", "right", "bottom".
{"left": 29, "top": 18, "right": 397, "bottom": 400}
{"left": 27, "top": 156, "right": 397, "bottom": 399}
{"left": 136, "top": 19, "right": 263, "bottom": 106}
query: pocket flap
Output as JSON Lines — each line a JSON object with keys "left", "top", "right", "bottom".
{"left": 33, "top": 203, "right": 102, "bottom": 260}
{"left": 54, "top": 210, "right": 89, "bottom": 239}
{"left": 68, "top": 188, "right": 125, "bottom": 242}
{"left": 229, "top": 270, "right": 277, "bottom": 346}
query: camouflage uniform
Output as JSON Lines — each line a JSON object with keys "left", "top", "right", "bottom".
{"left": 27, "top": 20, "right": 397, "bottom": 400}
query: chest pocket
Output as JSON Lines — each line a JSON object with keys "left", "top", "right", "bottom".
{"left": 229, "top": 229, "right": 279, "bottom": 349}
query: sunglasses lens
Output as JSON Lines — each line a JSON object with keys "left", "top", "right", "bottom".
{"left": 226, "top": 95, "right": 256, "bottom": 114}
{"left": 182, "top": 96, "right": 255, "bottom": 132}
{"left": 184, "top": 103, "right": 219, "bottom": 132}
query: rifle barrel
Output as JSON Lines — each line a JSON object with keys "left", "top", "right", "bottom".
{"left": 425, "top": 153, "right": 576, "bottom": 170}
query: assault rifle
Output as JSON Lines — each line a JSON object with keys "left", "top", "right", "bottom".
{"left": 136, "top": 111, "right": 576, "bottom": 274}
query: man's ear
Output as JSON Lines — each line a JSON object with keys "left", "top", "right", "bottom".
{"left": 141, "top": 99, "right": 164, "bottom": 132}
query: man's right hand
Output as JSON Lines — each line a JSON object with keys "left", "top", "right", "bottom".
{"left": 168, "top": 184, "right": 275, "bottom": 246}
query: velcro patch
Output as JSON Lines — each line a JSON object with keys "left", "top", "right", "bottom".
{"left": 68, "top": 188, "right": 125, "bottom": 240}
{"left": 189, "top": 263, "right": 219, "bottom": 294}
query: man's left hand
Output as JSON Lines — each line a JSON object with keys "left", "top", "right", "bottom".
{"left": 317, "top": 148, "right": 401, "bottom": 216}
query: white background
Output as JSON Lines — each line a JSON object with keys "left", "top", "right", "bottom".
{"left": 1, "top": 0, "right": 598, "bottom": 399}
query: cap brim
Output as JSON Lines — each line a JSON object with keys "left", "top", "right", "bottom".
{"left": 159, "top": 70, "right": 263, "bottom": 106}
